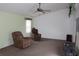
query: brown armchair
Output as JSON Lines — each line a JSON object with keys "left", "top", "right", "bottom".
{"left": 12, "top": 31, "right": 33, "bottom": 49}
{"left": 32, "top": 28, "right": 41, "bottom": 41}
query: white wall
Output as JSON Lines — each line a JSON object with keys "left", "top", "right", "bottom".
{"left": 0, "top": 11, "right": 27, "bottom": 49}
{"left": 33, "top": 9, "right": 76, "bottom": 41}
{"left": 75, "top": 4, "right": 79, "bottom": 49}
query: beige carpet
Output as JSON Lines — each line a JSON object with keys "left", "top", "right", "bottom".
{"left": 0, "top": 39, "right": 65, "bottom": 56}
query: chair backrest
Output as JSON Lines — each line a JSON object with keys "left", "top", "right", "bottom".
{"left": 12, "top": 31, "right": 23, "bottom": 42}
{"left": 32, "top": 28, "right": 38, "bottom": 34}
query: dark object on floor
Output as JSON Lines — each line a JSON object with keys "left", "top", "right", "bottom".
{"left": 64, "top": 41, "right": 77, "bottom": 56}
{"left": 32, "top": 28, "right": 41, "bottom": 41}
{"left": 12, "top": 31, "right": 33, "bottom": 49}
{"left": 66, "top": 34, "right": 72, "bottom": 42}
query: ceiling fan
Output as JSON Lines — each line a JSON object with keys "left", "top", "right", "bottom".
{"left": 34, "top": 3, "right": 51, "bottom": 14}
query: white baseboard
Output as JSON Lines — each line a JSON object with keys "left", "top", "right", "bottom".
{"left": 42, "top": 37, "right": 65, "bottom": 41}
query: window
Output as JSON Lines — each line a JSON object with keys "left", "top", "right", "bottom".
{"left": 26, "top": 20, "right": 31, "bottom": 33}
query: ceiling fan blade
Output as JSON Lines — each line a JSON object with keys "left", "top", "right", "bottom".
{"left": 43, "top": 10, "right": 51, "bottom": 12}
{"left": 41, "top": 11, "right": 46, "bottom": 14}
{"left": 34, "top": 10, "right": 38, "bottom": 13}
{"left": 34, "top": 10, "right": 43, "bottom": 14}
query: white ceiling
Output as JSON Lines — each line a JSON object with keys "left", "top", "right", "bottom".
{"left": 0, "top": 3, "right": 69, "bottom": 17}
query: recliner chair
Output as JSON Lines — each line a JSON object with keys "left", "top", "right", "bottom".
{"left": 32, "top": 28, "right": 41, "bottom": 41}
{"left": 12, "top": 31, "right": 33, "bottom": 49}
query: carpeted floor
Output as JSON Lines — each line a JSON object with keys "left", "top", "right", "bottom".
{"left": 0, "top": 39, "right": 65, "bottom": 56}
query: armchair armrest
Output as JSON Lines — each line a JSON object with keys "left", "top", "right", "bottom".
{"left": 23, "top": 37, "right": 32, "bottom": 39}
{"left": 23, "top": 37, "right": 33, "bottom": 43}
{"left": 38, "top": 33, "right": 41, "bottom": 35}
{"left": 38, "top": 33, "right": 41, "bottom": 37}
